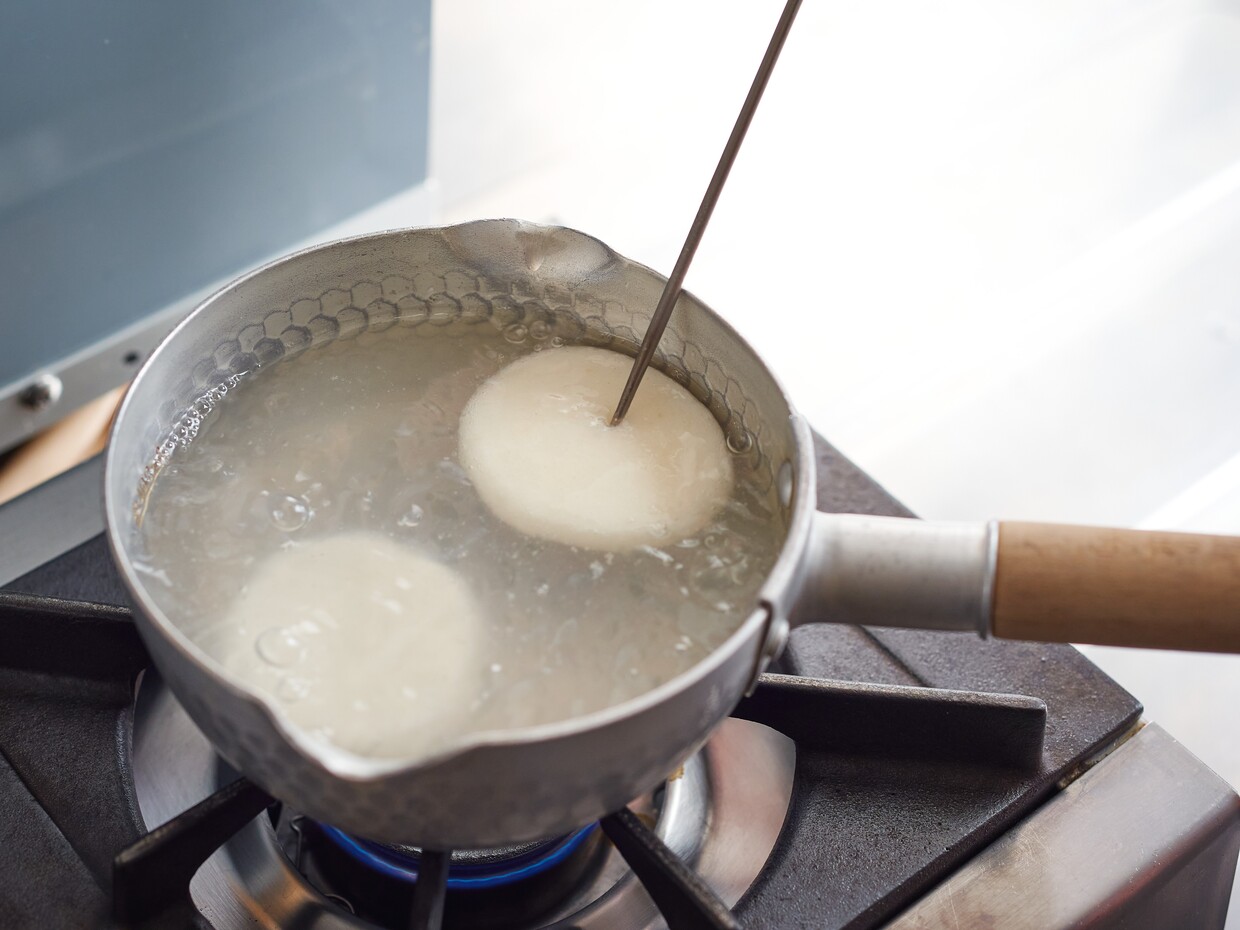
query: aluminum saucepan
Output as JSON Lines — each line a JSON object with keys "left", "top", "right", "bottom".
{"left": 104, "top": 220, "right": 1240, "bottom": 849}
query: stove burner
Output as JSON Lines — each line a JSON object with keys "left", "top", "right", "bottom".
{"left": 130, "top": 670, "right": 795, "bottom": 929}
{"left": 294, "top": 818, "right": 608, "bottom": 928}
{"left": 319, "top": 824, "right": 599, "bottom": 889}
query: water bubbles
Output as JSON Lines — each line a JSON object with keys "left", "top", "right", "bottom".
{"left": 549, "top": 336, "right": 565, "bottom": 347}
{"left": 529, "top": 320, "right": 550, "bottom": 341}
{"left": 270, "top": 493, "right": 311, "bottom": 531}
{"left": 276, "top": 676, "right": 311, "bottom": 702}
{"left": 398, "top": 504, "right": 424, "bottom": 528}
{"left": 639, "top": 546, "right": 676, "bottom": 566}
{"left": 256, "top": 626, "right": 307, "bottom": 667}
{"left": 436, "top": 458, "right": 471, "bottom": 486}
{"left": 726, "top": 428, "right": 754, "bottom": 455}
{"left": 503, "top": 323, "right": 528, "bottom": 344}
{"left": 687, "top": 531, "right": 754, "bottom": 604}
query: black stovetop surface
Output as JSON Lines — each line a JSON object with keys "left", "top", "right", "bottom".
{"left": 0, "top": 437, "right": 1142, "bottom": 929}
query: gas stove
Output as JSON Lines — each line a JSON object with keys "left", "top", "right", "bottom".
{"left": 1, "top": 435, "right": 1237, "bottom": 929}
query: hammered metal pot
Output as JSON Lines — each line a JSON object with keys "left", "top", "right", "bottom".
{"left": 106, "top": 219, "right": 1240, "bottom": 848}
{"left": 105, "top": 220, "right": 819, "bottom": 847}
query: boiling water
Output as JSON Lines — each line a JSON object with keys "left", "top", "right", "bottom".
{"left": 137, "top": 324, "right": 785, "bottom": 759}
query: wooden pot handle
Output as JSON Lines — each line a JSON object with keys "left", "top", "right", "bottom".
{"left": 992, "top": 522, "right": 1240, "bottom": 652}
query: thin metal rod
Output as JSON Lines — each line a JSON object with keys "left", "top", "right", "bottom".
{"left": 610, "top": 0, "right": 803, "bottom": 425}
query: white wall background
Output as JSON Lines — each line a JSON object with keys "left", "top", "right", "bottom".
{"left": 429, "top": 1, "right": 1240, "bottom": 919}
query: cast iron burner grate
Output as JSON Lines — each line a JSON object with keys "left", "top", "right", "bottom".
{"left": 106, "top": 670, "right": 1049, "bottom": 930}
{"left": 0, "top": 439, "right": 1145, "bottom": 929}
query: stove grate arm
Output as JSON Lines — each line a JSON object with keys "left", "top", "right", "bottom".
{"left": 601, "top": 806, "right": 741, "bottom": 930}
{"left": 407, "top": 847, "right": 449, "bottom": 930}
{"left": 112, "top": 776, "right": 274, "bottom": 927}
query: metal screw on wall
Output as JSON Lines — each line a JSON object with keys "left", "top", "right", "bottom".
{"left": 17, "top": 373, "right": 63, "bottom": 412}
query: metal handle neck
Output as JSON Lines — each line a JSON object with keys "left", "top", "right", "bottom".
{"left": 790, "top": 512, "right": 996, "bottom": 637}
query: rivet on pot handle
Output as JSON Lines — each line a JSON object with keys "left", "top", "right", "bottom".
{"left": 789, "top": 513, "right": 1240, "bottom": 654}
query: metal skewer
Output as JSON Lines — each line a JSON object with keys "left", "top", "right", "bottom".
{"left": 610, "top": 0, "right": 804, "bottom": 426}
